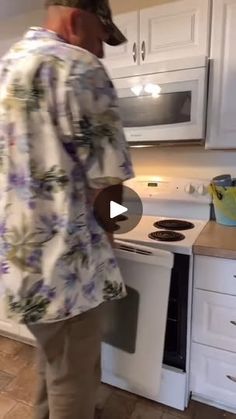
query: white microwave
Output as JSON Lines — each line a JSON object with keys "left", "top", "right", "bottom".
{"left": 112, "top": 65, "right": 208, "bottom": 144}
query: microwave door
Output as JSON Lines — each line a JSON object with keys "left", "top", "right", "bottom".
{"left": 119, "top": 92, "right": 192, "bottom": 127}
{"left": 101, "top": 241, "right": 173, "bottom": 397}
{"left": 113, "top": 67, "right": 207, "bottom": 143}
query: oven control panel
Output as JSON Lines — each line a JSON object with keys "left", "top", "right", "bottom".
{"left": 124, "top": 177, "right": 211, "bottom": 203}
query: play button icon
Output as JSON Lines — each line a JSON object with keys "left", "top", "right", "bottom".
{"left": 110, "top": 201, "right": 128, "bottom": 219}
{"left": 93, "top": 184, "right": 143, "bottom": 234}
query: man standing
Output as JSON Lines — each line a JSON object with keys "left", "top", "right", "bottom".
{"left": 0, "top": 1, "right": 134, "bottom": 418}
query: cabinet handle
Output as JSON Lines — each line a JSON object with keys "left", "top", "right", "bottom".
{"left": 132, "top": 43, "right": 137, "bottom": 63}
{"left": 226, "top": 375, "right": 236, "bottom": 383}
{"left": 141, "top": 41, "right": 146, "bottom": 61}
{"left": 230, "top": 321, "right": 236, "bottom": 326}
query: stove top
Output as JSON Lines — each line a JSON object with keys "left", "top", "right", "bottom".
{"left": 115, "top": 176, "right": 211, "bottom": 255}
{"left": 115, "top": 216, "right": 208, "bottom": 255}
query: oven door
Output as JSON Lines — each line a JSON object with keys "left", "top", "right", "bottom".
{"left": 101, "top": 241, "right": 173, "bottom": 398}
{"left": 113, "top": 67, "right": 208, "bottom": 143}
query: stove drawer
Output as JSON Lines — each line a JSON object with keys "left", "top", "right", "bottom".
{"left": 194, "top": 255, "right": 236, "bottom": 295}
{"left": 191, "top": 343, "right": 236, "bottom": 410}
{"left": 192, "top": 290, "right": 236, "bottom": 352}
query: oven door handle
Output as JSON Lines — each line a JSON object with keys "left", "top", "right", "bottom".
{"left": 114, "top": 240, "right": 174, "bottom": 268}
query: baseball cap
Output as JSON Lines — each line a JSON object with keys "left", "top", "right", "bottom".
{"left": 45, "top": 0, "right": 127, "bottom": 46}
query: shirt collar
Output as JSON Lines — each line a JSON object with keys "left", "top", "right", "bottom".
{"left": 24, "top": 27, "right": 67, "bottom": 44}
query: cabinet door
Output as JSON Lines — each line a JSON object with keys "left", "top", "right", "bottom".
{"left": 103, "top": 12, "right": 139, "bottom": 71}
{"left": 194, "top": 255, "right": 236, "bottom": 296}
{"left": 19, "top": 325, "right": 35, "bottom": 342}
{"left": 0, "top": 299, "right": 19, "bottom": 337}
{"left": 192, "top": 290, "right": 236, "bottom": 353}
{"left": 140, "top": 0, "right": 211, "bottom": 65}
{"left": 191, "top": 343, "right": 236, "bottom": 410}
{"left": 206, "top": 0, "right": 236, "bottom": 149}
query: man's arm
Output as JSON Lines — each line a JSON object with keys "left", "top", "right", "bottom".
{"left": 67, "top": 58, "right": 134, "bottom": 234}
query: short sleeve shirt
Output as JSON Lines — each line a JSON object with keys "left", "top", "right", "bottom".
{"left": 0, "top": 27, "right": 134, "bottom": 324}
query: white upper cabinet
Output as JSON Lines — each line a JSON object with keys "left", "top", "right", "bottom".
{"left": 103, "top": 12, "right": 139, "bottom": 71}
{"left": 104, "top": 0, "right": 211, "bottom": 73}
{"left": 139, "top": 0, "right": 211, "bottom": 65}
{"left": 206, "top": 0, "right": 236, "bottom": 149}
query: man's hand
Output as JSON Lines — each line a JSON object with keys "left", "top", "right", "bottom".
{"left": 88, "top": 183, "right": 123, "bottom": 248}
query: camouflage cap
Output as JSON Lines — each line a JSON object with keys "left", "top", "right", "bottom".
{"left": 45, "top": 0, "right": 127, "bottom": 46}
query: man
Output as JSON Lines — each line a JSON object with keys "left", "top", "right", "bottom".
{"left": 0, "top": 1, "right": 134, "bottom": 418}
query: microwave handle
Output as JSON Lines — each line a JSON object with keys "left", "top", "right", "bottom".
{"left": 132, "top": 42, "right": 137, "bottom": 63}
{"left": 141, "top": 41, "right": 146, "bottom": 61}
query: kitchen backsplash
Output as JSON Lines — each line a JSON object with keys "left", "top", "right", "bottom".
{"left": 131, "top": 146, "right": 236, "bottom": 180}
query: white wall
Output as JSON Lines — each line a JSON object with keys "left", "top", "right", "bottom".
{"left": 0, "top": 0, "right": 44, "bottom": 21}
{"left": 0, "top": 10, "right": 45, "bottom": 56}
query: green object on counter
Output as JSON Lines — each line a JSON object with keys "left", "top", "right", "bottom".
{"left": 209, "top": 184, "right": 236, "bottom": 226}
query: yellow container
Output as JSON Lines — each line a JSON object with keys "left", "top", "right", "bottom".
{"left": 209, "top": 184, "right": 236, "bottom": 226}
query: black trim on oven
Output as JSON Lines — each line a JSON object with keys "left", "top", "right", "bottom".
{"left": 163, "top": 253, "right": 190, "bottom": 371}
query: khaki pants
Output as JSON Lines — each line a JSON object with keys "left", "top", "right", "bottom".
{"left": 28, "top": 306, "right": 102, "bottom": 419}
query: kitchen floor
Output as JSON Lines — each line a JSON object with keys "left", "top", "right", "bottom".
{"left": 0, "top": 336, "right": 234, "bottom": 419}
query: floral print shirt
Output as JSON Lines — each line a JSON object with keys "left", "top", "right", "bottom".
{"left": 0, "top": 27, "right": 134, "bottom": 324}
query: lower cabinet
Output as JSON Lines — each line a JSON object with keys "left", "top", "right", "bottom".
{"left": 0, "top": 302, "right": 19, "bottom": 337}
{"left": 19, "top": 325, "right": 35, "bottom": 342}
{"left": 192, "top": 289, "right": 236, "bottom": 353}
{"left": 191, "top": 343, "right": 236, "bottom": 410}
{"left": 191, "top": 255, "right": 236, "bottom": 413}
{"left": 0, "top": 299, "right": 35, "bottom": 343}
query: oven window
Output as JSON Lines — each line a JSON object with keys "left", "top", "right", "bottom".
{"left": 119, "top": 91, "right": 192, "bottom": 127}
{"left": 102, "top": 286, "right": 139, "bottom": 354}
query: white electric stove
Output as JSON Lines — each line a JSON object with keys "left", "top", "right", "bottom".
{"left": 102, "top": 177, "right": 211, "bottom": 411}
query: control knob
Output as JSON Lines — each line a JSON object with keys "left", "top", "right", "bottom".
{"left": 184, "top": 184, "right": 195, "bottom": 194}
{"left": 197, "top": 184, "right": 207, "bottom": 196}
